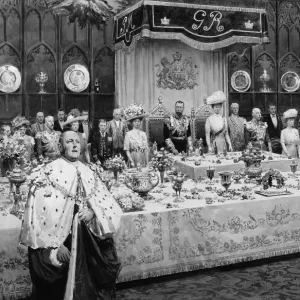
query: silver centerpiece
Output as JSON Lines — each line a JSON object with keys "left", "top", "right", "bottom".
{"left": 260, "top": 69, "right": 271, "bottom": 92}
{"left": 35, "top": 71, "right": 48, "bottom": 94}
{"left": 6, "top": 166, "right": 26, "bottom": 204}
{"left": 124, "top": 168, "right": 159, "bottom": 199}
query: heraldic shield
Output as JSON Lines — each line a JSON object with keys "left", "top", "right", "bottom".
{"left": 156, "top": 52, "right": 198, "bottom": 90}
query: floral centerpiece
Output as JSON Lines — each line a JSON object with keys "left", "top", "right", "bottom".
{"left": 261, "top": 169, "right": 285, "bottom": 189}
{"left": 149, "top": 148, "right": 174, "bottom": 184}
{"left": 104, "top": 155, "right": 126, "bottom": 183}
{"left": 239, "top": 143, "right": 265, "bottom": 178}
{"left": 0, "top": 136, "right": 27, "bottom": 172}
{"left": 112, "top": 190, "right": 145, "bottom": 212}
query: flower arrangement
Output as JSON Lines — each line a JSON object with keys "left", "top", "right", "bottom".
{"left": 239, "top": 144, "right": 265, "bottom": 165}
{"left": 0, "top": 137, "right": 27, "bottom": 163}
{"left": 112, "top": 190, "right": 145, "bottom": 212}
{"left": 104, "top": 155, "right": 126, "bottom": 172}
{"left": 149, "top": 148, "right": 173, "bottom": 172}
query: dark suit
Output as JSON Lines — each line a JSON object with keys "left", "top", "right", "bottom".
{"left": 53, "top": 120, "right": 64, "bottom": 133}
{"left": 263, "top": 114, "right": 282, "bottom": 154}
{"left": 91, "top": 131, "right": 113, "bottom": 164}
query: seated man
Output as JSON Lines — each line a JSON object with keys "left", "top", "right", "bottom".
{"left": 245, "top": 108, "right": 272, "bottom": 151}
{"left": 20, "top": 130, "right": 122, "bottom": 300}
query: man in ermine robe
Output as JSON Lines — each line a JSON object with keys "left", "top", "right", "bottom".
{"left": 20, "top": 131, "right": 123, "bottom": 300}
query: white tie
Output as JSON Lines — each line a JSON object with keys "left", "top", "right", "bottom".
{"left": 272, "top": 115, "right": 277, "bottom": 128}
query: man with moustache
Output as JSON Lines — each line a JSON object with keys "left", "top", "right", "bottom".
{"left": 245, "top": 108, "right": 272, "bottom": 151}
{"left": 163, "top": 101, "right": 193, "bottom": 154}
{"left": 36, "top": 115, "right": 61, "bottom": 161}
{"left": 20, "top": 131, "right": 122, "bottom": 300}
{"left": 54, "top": 108, "right": 65, "bottom": 132}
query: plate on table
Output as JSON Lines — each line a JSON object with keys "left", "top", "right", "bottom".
{"left": 255, "top": 190, "right": 292, "bottom": 197}
{"left": 0, "top": 64, "right": 21, "bottom": 93}
{"left": 64, "top": 64, "right": 90, "bottom": 92}
{"left": 281, "top": 71, "right": 300, "bottom": 92}
{"left": 231, "top": 70, "right": 251, "bottom": 92}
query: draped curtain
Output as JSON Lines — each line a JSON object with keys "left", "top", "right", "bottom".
{"left": 115, "top": 39, "right": 228, "bottom": 114}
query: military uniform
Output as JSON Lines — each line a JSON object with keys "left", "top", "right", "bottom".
{"left": 163, "top": 114, "right": 192, "bottom": 153}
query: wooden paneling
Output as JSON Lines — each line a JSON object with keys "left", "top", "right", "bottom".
{"left": 0, "top": 1, "right": 115, "bottom": 122}
{"left": 228, "top": 0, "right": 300, "bottom": 119}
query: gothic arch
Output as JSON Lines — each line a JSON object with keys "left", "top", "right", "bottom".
{"left": 27, "top": 42, "right": 56, "bottom": 65}
{"left": 0, "top": 42, "right": 21, "bottom": 66}
{"left": 279, "top": 52, "right": 300, "bottom": 71}
{"left": 62, "top": 44, "right": 89, "bottom": 66}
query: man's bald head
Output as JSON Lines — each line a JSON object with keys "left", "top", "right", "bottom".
{"left": 231, "top": 103, "right": 239, "bottom": 115}
{"left": 252, "top": 108, "right": 261, "bottom": 121}
{"left": 36, "top": 112, "right": 44, "bottom": 124}
{"left": 59, "top": 131, "right": 81, "bottom": 161}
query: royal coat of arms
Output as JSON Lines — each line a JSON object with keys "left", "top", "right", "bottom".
{"left": 156, "top": 52, "right": 198, "bottom": 90}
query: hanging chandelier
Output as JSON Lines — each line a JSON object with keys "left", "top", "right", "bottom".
{"left": 46, "top": 0, "right": 113, "bottom": 29}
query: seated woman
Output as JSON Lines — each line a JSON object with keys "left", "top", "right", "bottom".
{"left": 123, "top": 104, "right": 148, "bottom": 167}
{"left": 281, "top": 109, "right": 300, "bottom": 158}
{"left": 205, "top": 91, "right": 233, "bottom": 153}
{"left": 62, "top": 114, "right": 91, "bottom": 164}
{"left": 11, "top": 116, "right": 35, "bottom": 173}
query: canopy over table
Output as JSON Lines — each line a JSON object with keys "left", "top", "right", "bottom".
{"left": 114, "top": 0, "right": 269, "bottom": 114}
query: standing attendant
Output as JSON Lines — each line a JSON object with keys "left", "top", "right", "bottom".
{"left": 92, "top": 119, "right": 113, "bottom": 165}
{"left": 107, "top": 108, "right": 126, "bottom": 158}
{"left": 263, "top": 103, "right": 282, "bottom": 154}
{"left": 53, "top": 108, "right": 65, "bottom": 132}
{"left": 227, "top": 103, "right": 246, "bottom": 151}
{"left": 79, "top": 110, "right": 94, "bottom": 144}
{"left": 281, "top": 109, "right": 300, "bottom": 158}
{"left": 30, "top": 111, "right": 46, "bottom": 137}
{"left": 205, "top": 91, "right": 233, "bottom": 153}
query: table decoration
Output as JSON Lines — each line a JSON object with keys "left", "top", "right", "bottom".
{"left": 232, "top": 171, "right": 242, "bottom": 183}
{"left": 206, "top": 166, "right": 215, "bottom": 190}
{"left": 290, "top": 161, "right": 298, "bottom": 177}
{"left": 261, "top": 169, "right": 286, "bottom": 190}
{"left": 170, "top": 172, "right": 186, "bottom": 201}
{"left": 104, "top": 155, "right": 126, "bottom": 186}
{"left": 124, "top": 168, "right": 159, "bottom": 199}
{"left": 239, "top": 145, "right": 264, "bottom": 178}
{"left": 218, "top": 171, "right": 233, "bottom": 198}
{"left": 0, "top": 64, "right": 21, "bottom": 93}
{"left": 112, "top": 191, "right": 145, "bottom": 212}
{"left": 255, "top": 189, "right": 292, "bottom": 197}
{"left": 149, "top": 148, "right": 173, "bottom": 185}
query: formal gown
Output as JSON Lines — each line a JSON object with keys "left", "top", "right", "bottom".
{"left": 124, "top": 129, "right": 148, "bottom": 167}
{"left": 78, "top": 132, "right": 89, "bottom": 164}
{"left": 205, "top": 114, "right": 228, "bottom": 153}
{"left": 280, "top": 127, "right": 300, "bottom": 158}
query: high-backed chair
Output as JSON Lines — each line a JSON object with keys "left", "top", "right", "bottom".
{"left": 190, "top": 101, "right": 214, "bottom": 147}
{"left": 146, "top": 97, "right": 171, "bottom": 149}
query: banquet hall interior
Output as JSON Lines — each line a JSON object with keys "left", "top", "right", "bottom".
{"left": 1, "top": 0, "right": 300, "bottom": 300}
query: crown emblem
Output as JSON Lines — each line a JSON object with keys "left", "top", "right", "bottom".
{"left": 245, "top": 20, "right": 254, "bottom": 30}
{"left": 161, "top": 16, "right": 170, "bottom": 25}
{"left": 173, "top": 52, "right": 182, "bottom": 61}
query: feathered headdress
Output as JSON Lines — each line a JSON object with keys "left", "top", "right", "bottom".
{"left": 283, "top": 109, "right": 298, "bottom": 119}
{"left": 11, "top": 116, "right": 30, "bottom": 130}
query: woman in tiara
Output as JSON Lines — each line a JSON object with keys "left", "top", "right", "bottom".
{"left": 123, "top": 104, "right": 149, "bottom": 168}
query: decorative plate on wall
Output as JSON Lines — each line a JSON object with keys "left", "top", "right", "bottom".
{"left": 281, "top": 71, "right": 300, "bottom": 92}
{"left": 0, "top": 65, "right": 21, "bottom": 93}
{"left": 231, "top": 70, "right": 251, "bottom": 92}
{"left": 64, "top": 64, "right": 90, "bottom": 92}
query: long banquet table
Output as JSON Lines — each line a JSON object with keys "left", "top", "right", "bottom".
{"left": 172, "top": 151, "right": 300, "bottom": 179}
{"left": 2, "top": 169, "right": 300, "bottom": 299}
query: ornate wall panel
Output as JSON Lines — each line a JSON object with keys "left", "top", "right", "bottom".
{"left": 228, "top": 0, "right": 300, "bottom": 119}
{"left": 0, "top": 1, "right": 115, "bottom": 122}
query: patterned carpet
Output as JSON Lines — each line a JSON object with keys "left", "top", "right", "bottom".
{"left": 116, "top": 255, "right": 300, "bottom": 300}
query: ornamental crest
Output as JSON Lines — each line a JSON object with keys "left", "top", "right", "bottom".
{"left": 156, "top": 52, "right": 198, "bottom": 90}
